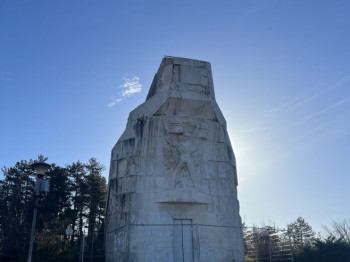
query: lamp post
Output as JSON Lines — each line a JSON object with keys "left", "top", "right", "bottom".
{"left": 27, "top": 160, "right": 51, "bottom": 262}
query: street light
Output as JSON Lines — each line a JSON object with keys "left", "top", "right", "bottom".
{"left": 27, "top": 160, "right": 51, "bottom": 262}
{"left": 31, "top": 161, "right": 51, "bottom": 178}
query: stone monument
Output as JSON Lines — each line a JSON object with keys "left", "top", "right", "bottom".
{"left": 105, "top": 57, "right": 245, "bottom": 262}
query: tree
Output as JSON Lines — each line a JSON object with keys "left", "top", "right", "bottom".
{"left": 323, "top": 218, "right": 350, "bottom": 243}
{"left": 294, "top": 236, "right": 350, "bottom": 262}
{"left": 0, "top": 156, "right": 108, "bottom": 262}
{"left": 35, "top": 164, "right": 73, "bottom": 258}
{"left": 66, "top": 161, "right": 88, "bottom": 246}
{"left": 0, "top": 160, "right": 36, "bottom": 261}
{"left": 85, "top": 158, "right": 106, "bottom": 243}
{"left": 287, "top": 216, "right": 315, "bottom": 254}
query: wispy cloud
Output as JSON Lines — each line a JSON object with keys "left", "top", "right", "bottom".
{"left": 234, "top": 75, "right": 350, "bottom": 177}
{"left": 236, "top": 2, "right": 268, "bottom": 21}
{"left": 120, "top": 76, "right": 142, "bottom": 97}
{"left": 240, "top": 74, "right": 350, "bottom": 135}
{"left": 236, "top": 8, "right": 257, "bottom": 20}
{"left": 240, "top": 126, "right": 266, "bottom": 134}
{"left": 286, "top": 75, "right": 350, "bottom": 111}
{"left": 254, "top": 96, "right": 350, "bottom": 173}
{"left": 108, "top": 76, "right": 142, "bottom": 107}
{"left": 259, "top": 74, "right": 350, "bottom": 121}
{"left": 289, "top": 96, "right": 350, "bottom": 128}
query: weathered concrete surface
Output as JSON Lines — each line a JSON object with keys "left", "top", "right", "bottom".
{"left": 105, "top": 57, "right": 245, "bottom": 262}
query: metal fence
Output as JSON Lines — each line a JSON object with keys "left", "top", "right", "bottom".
{"left": 80, "top": 232, "right": 105, "bottom": 262}
{"left": 104, "top": 223, "right": 245, "bottom": 262}
{"left": 80, "top": 225, "right": 294, "bottom": 262}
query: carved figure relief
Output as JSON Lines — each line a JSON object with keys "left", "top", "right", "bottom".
{"left": 162, "top": 118, "right": 209, "bottom": 190}
{"left": 172, "top": 125, "right": 199, "bottom": 189}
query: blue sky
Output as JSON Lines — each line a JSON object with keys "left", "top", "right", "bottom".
{"left": 1, "top": 0, "right": 349, "bottom": 232}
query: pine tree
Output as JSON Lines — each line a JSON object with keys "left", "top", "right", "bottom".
{"left": 287, "top": 216, "right": 315, "bottom": 253}
{"left": 0, "top": 160, "right": 36, "bottom": 260}
{"left": 85, "top": 158, "right": 106, "bottom": 241}
{"left": 66, "top": 161, "right": 88, "bottom": 245}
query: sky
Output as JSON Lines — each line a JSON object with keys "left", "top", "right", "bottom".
{"left": 1, "top": 0, "right": 349, "bottom": 233}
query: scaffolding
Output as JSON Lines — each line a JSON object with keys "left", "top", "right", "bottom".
{"left": 244, "top": 227, "right": 294, "bottom": 262}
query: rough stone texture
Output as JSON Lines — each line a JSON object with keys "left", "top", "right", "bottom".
{"left": 105, "top": 57, "right": 245, "bottom": 262}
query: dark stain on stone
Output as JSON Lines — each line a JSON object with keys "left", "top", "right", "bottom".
{"left": 120, "top": 194, "right": 126, "bottom": 210}
{"left": 134, "top": 117, "right": 147, "bottom": 138}
{"left": 115, "top": 179, "right": 118, "bottom": 194}
{"left": 227, "top": 145, "right": 233, "bottom": 161}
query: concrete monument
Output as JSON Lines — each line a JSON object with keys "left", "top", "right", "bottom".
{"left": 105, "top": 57, "right": 245, "bottom": 262}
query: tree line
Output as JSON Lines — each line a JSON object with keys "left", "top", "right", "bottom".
{"left": 0, "top": 157, "right": 107, "bottom": 262}
{"left": 1, "top": 156, "right": 349, "bottom": 262}
{"left": 244, "top": 216, "right": 350, "bottom": 262}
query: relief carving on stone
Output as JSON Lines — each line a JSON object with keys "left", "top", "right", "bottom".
{"left": 162, "top": 117, "right": 211, "bottom": 190}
